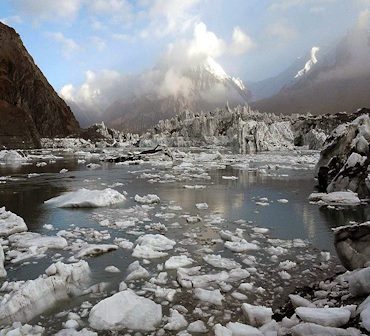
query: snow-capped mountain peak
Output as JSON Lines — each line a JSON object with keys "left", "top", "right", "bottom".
{"left": 203, "top": 56, "right": 246, "bottom": 91}
{"left": 204, "top": 56, "right": 229, "bottom": 81}
{"left": 295, "top": 46, "right": 320, "bottom": 78}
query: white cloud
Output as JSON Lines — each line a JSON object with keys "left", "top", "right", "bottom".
{"left": 87, "top": 0, "right": 133, "bottom": 24}
{"left": 91, "top": 36, "right": 106, "bottom": 51}
{"left": 187, "top": 22, "right": 226, "bottom": 58}
{"left": 269, "top": 0, "right": 337, "bottom": 11}
{"left": 230, "top": 26, "right": 255, "bottom": 55}
{"left": 141, "top": 0, "right": 201, "bottom": 37}
{"left": 14, "top": 0, "right": 83, "bottom": 22}
{"left": 358, "top": 9, "right": 370, "bottom": 29}
{"left": 265, "top": 22, "right": 298, "bottom": 43}
{"left": 0, "top": 15, "right": 23, "bottom": 25}
{"left": 48, "top": 32, "right": 81, "bottom": 59}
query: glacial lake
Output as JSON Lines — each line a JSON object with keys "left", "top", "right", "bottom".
{"left": 0, "top": 147, "right": 369, "bottom": 333}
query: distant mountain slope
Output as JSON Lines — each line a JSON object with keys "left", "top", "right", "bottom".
{"left": 0, "top": 22, "right": 80, "bottom": 148}
{"left": 68, "top": 57, "right": 249, "bottom": 133}
{"left": 251, "top": 29, "right": 370, "bottom": 115}
{"left": 247, "top": 47, "right": 321, "bottom": 101}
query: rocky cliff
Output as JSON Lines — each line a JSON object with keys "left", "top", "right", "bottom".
{"left": 0, "top": 23, "right": 80, "bottom": 149}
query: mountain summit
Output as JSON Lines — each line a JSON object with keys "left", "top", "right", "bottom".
{"left": 66, "top": 57, "right": 249, "bottom": 132}
{"left": 0, "top": 22, "right": 80, "bottom": 148}
{"left": 251, "top": 28, "right": 370, "bottom": 115}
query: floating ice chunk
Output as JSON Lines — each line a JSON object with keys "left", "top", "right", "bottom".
{"left": 196, "top": 203, "right": 208, "bottom": 210}
{"left": 279, "top": 260, "right": 297, "bottom": 270}
{"left": 194, "top": 288, "right": 224, "bottom": 306}
{"left": 252, "top": 227, "right": 269, "bottom": 234}
{"left": 291, "top": 322, "right": 362, "bottom": 336}
{"left": 289, "top": 294, "right": 315, "bottom": 308}
{"left": 277, "top": 198, "right": 289, "bottom": 203}
{"left": 186, "top": 216, "right": 201, "bottom": 223}
{"left": 222, "top": 176, "right": 238, "bottom": 180}
{"left": 308, "top": 191, "right": 361, "bottom": 206}
{"left": 165, "top": 255, "right": 193, "bottom": 269}
{"left": 241, "top": 303, "right": 273, "bottom": 327}
{"left": 134, "top": 194, "right": 160, "bottom": 204}
{"left": 86, "top": 163, "right": 101, "bottom": 169}
{"left": 226, "top": 322, "right": 263, "bottom": 336}
{"left": 214, "top": 324, "right": 232, "bottom": 336}
{"left": 125, "top": 261, "right": 149, "bottom": 281}
{"left": 183, "top": 185, "right": 206, "bottom": 189}
{"left": 77, "top": 244, "right": 118, "bottom": 258}
{"left": 0, "top": 323, "right": 45, "bottom": 336}
{"left": 278, "top": 270, "right": 292, "bottom": 280}
{"left": 55, "top": 328, "right": 98, "bottom": 336}
{"left": 59, "top": 169, "right": 68, "bottom": 173}
{"left": 0, "top": 207, "right": 28, "bottom": 237}
{"left": 224, "top": 239, "right": 259, "bottom": 252}
{"left": 203, "top": 254, "right": 241, "bottom": 270}
{"left": 88, "top": 289, "right": 162, "bottom": 331}
{"left": 0, "top": 261, "right": 91, "bottom": 325}
{"left": 177, "top": 267, "right": 228, "bottom": 288}
{"left": 164, "top": 309, "right": 188, "bottom": 331}
{"left": 45, "top": 188, "right": 126, "bottom": 208}
{"left": 104, "top": 266, "right": 120, "bottom": 273}
{"left": 132, "top": 234, "right": 175, "bottom": 259}
{"left": 114, "top": 238, "right": 134, "bottom": 250}
{"left": 187, "top": 320, "right": 208, "bottom": 333}
{"left": 295, "top": 307, "right": 351, "bottom": 327}
{"left": 9, "top": 232, "right": 67, "bottom": 250}
{"left": 0, "top": 150, "right": 27, "bottom": 163}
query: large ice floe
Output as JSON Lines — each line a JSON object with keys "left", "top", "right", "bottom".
{"left": 88, "top": 289, "right": 162, "bottom": 331}
{"left": 0, "top": 261, "right": 91, "bottom": 325}
{"left": 45, "top": 188, "right": 125, "bottom": 207}
{"left": 0, "top": 207, "right": 28, "bottom": 237}
{"left": 0, "top": 150, "right": 28, "bottom": 164}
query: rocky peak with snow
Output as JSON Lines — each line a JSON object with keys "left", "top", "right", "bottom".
{"left": 295, "top": 46, "right": 320, "bottom": 78}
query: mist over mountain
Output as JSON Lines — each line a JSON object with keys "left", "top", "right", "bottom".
{"left": 251, "top": 27, "right": 370, "bottom": 115}
{"left": 62, "top": 56, "right": 248, "bottom": 132}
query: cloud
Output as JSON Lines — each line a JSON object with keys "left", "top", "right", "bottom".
{"left": 358, "top": 9, "right": 370, "bottom": 29}
{"left": 0, "top": 15, "right": 23, "bottom": 26}
{"left": 230, "top": 26, "right": 255, "bottom": 55}
{"left": 265, "top": 22, "right": 298, "bottom": 44}
{"left": 87, "top": 0, "right": 133, "bottom": 24}
{"left": 60, "top": 21, "right": 253, "bottom": 115}
{"left": 13, "top": 0, "right": 83, "bottom": 23}
{"left": 48, "top": 32, "right": 81, "bottom": 59}
{"left": 141, "top": 0, "right": 201, "bottom": 37}
{"left": 268, "top": 0, "right": 337, "bottom": 11}
{"left": 91, "top": 36, "right": 106, "bottom": 51}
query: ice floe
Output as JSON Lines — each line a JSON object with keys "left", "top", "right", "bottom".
{"left": 45, "top": 188, "right": 126, "bottom": 208}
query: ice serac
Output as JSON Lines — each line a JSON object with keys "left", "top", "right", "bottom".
{"left": 315, "top": 111, "right": 370, "bottom": 197}
{"left": 0, "top": 22, "right": 79, "bottom": 149}
{"left": 88, "top": 289, "right": 162, "bottom": 331}
{"left": 0, "top": 261, "right": 91, "bottom": 325}
{"left": 0, "top": 243, "right": 6, "bottom": 278}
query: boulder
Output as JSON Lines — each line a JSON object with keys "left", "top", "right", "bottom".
{"left": 334, "top": 222, "right": 370, "bottom": 270}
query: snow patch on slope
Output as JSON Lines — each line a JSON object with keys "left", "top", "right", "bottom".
{"left": 295, "top": 47, "right": 319, "bottom": 78}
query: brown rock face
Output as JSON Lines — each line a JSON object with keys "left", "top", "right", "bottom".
{"left": 0, "top": 23, "right": 80, "bottom": 149}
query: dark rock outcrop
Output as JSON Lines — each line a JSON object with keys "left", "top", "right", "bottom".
{"left": 0, "top": 22, "right": 80, "bottom": 149}
{"left": 315, "top": 108, "right": 370, "bottom": 196}
{"left": 334, "top": 222, "right": 370, "bottom": 271}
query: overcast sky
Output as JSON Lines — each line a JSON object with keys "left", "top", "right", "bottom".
{"left": 1, "top": 0, "right": 369, "bottom": 93}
